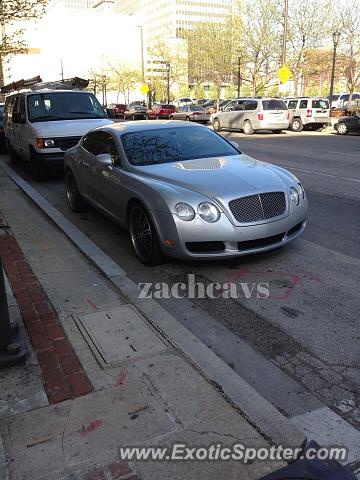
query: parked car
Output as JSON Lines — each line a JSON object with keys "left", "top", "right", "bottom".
{"left": 334, "top": 92, "right": 360, "bottom": 109}
{"left": 197, "top": 99, "right": 210, "bottom": 106}
{"left": 64, "top": 121, "right": 307, "bottom": 265}
{"left": 0, "top": 103, "right": 5, "bottom": 152}
{"left": 169, "top": 105, "right": 209, "bottom": 123}
{"left": 212, "top": 97, "right": 289, "bottom": 134}
{"left": 203, "top": 99, "right": 226, "bottom": 115}
{"left": 146, "top": 103, "right": 176, "bottom": 119}
{"left": 106, "top": 103, "right": 127, "bottom": 119}
{"left": 172, "top": 97, "right": 194, "bottom": 107}
{"left": 124, "top": 104, "right": 147, "bottom": 120}
{"left": 3, "top": 89, "right": 112, "bottom": 179}
{"left": 285, "top": 97, "right": 331, "bottom": 132}
{"left": 334, "top": 114, "right": 360, "bottom": 135}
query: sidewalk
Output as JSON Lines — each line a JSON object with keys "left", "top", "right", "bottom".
{"left": 0, "top": 167, "right": 301, "bottom": 480}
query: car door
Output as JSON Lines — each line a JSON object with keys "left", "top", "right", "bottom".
{"left": 174, "top": 106, "right": 184, "bottom": 120}
{"left": 227, "top": 100, "right": 247, "bottom": 130}
{"left": 220, "top": 101, "right": 236, "bottom": 128}
{"left": 287, "top": 99, "right": 298, "bottom": 122}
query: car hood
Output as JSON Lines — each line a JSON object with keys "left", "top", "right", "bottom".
{"left": 32, "top": 118, "right": 113, "bottom": 137}
{"left": 133, "top": 154, "right": 290, "bottom": 203}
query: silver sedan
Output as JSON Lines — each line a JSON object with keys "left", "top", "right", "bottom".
{"left": 169, "top": 105, "right": 209, "bottom": 123}
{"left": 64, "top": 121, "right": 308, "bottom": 265}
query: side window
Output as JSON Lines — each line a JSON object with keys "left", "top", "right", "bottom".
{"left": 82, "top": 132, "right": 103, "bottom": 156}
{"left": 11, "top": 97, "right": 19, "bottom": 122}
{"left": 244, "top": 100, "right": 258, "bottom": 111}
{"left": 18, "top": 97, "right": 26, "bottom": 122}
{"left": 4, "top": 97, "right": 15, "bottom": 122}
{"left": 234, "top": 101, "right": 246, "bottom": 111}
{"left": 102, "top": 133, "right": 120, "bottom": 165}
{"left": 288, "top": 100, "right": 298, "bottom": 109}
{"left": 299, "top": 100, "right": 308, "bottom": 109}
{"left": 225, "top": 101, "right": 235, "bottom": 111}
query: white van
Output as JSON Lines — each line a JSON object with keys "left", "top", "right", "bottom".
{"left": 4, "top": 89, "right": 112, "bottom": 179}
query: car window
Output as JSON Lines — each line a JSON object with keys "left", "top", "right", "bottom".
{"left": 288, "top": 100, "right": 298, "bottom": 109}
{"left": 189, "top": 105, "right": 205, "bottom": 111}
{"left": 244, "top": 100, "right": 257, "bottom": 111}
{"left": 225, "top": 101, "right": 235, "bottom": 111}
{"left": 299, "top": 100, "right": 308, "bottom": 109}
{"left": 262, "top": 99, "right": 287, "bottom": 110}
{"left": 120, "top": 126, "right": 240, "bottom": 166}
{"left": 82, "top": 131, "right": 118, "bottom": 158}
{"left": 11, "top": 97, "right": 20, "bottom": 121}
{"left": 312, "top": 100, "right": 329, "bottom": 109}
{"left": 27, "top": 92, "right": 106, "bottom": 122}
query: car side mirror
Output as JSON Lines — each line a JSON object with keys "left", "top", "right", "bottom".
{"left": 96, "top": 153, "right": 113, "bottom": 165}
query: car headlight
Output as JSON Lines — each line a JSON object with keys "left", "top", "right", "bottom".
{"left": 289, "top": 187, "right": 299, "bottom": 205}
{"left": 197, "top": 202, "right": 220, "bottom": 222}
{"left": 44, "top": 139, "right": 55, "bottom": 148}
{"left": 175, "top": 202, "right": 195, "bottom": 221}
{"left": 298, "top": 182, "right": 305, "bottom": 199}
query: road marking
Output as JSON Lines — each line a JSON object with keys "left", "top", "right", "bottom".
{"left": 279, "top": 165, "right": 360, "bottom": 183}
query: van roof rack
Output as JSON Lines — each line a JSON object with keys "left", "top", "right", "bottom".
{"left": 1, "top": 76, "right": 89, "bottom": 94}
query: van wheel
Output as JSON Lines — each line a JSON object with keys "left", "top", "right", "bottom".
{"left": 290, "top": 118, "right": 303, "bottom": 132}
{"left": 243, "top": 120, "right": 254, "bottom": 135}
{"left": 336, "top": 122, "right": 348, "bottom": 135}
{"left": 65, "top": 170, "right": 88, "bottom": 212}
{"left": 7, "top": 144, "right": 18, "bottom": 165}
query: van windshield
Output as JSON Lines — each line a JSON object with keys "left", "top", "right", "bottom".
{"left": 27, "top": 92, "right": 106, "bottom": 122}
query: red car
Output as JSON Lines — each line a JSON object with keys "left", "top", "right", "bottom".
{"left": 106, "top": 103, "right": 127, "bottom": 119}
{"left": 146, "top": 104, "right": 176, "bottom": 120}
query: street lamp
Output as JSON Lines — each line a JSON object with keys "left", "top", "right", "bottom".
{"left": 166, "top": 62, "right": 170, "bottom": 104}
{"left": 236, "top": 49, "right": 241, "bottom": 98}
{"left": 137, "top": 25, "right": 145, "bottom": 83}
{"left": 329, "top": 31, "right": 340, "bottom": 107}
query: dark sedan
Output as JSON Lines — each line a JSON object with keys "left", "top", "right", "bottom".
{"left": 334, "top": 114, "right": 360, "bottom": 135}
{"left": 124, "top": 105, "right": 147, "bottom": 120}
{"left": 106, "top": 103, "right": 127, "bottom": 119}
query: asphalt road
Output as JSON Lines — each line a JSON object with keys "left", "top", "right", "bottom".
{"left": 2, "top": 129, "right": 360, "bottom": 438}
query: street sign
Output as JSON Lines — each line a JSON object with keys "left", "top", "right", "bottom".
{"left": 140, "top": 84, "right": 149, "bottom": 95}
{"left": 277, "top": 64, "right": 292, "bottom": 84}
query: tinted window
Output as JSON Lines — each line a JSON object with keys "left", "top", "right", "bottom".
{"left": 225, "top": 101, "right": 235, "bottom": 111}
{"left": 27, "top": 92, "right": 106, "bottom": 122}
{"left": 299, "top": 100, "right": 308, "bottom": 109}
{"left": 121, "top": 127, "right": 240, "bottom": 166}
{"left": 160, "top": 104, "right": 173, "bottom": 109}
{"left": 312, "top": 100, "right": 329, "bottom": 109}
{"left": 83, "top": 131, "right": 118, "bottom": 160}
{"left": 245, "top": 100, "right": 257, "bottom": 111}
{"left": 262, "top": 99, "right": 287, "bottom": 110}
{"left": 288, "top": 100, "right": 298, "bottom": 109}
{"left": 189, "top": 105, "right": 205, "bottom": 111}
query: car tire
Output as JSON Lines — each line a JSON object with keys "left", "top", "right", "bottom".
{"left": 185, "top": 116, "right": 190, "bottom": 121}
{"left": 129, "top": 204, "right": 165, "bottom": 266}
{"left": 336, "top": 122, "right": 348, "bottom": 135}
{"left": 290, "top": 118, "right": 303, "bottom": 132}
{"left": 29, "top": 148, "right": 47, "bottom": 181}
{"left": 7, "top": 141, "right": 18, "bottom": 164}
{"left": 213, "top": 118, "right": 222, "bottom": 132}
{"left": 132, "top": 114, "right": 136, "bottom": 121}
{"left": 65, "top": 170, "right": 88, "bottom": 212}
{"left": 169, "top": 115, "right": 174, "bottom": 120}
{"left": 243, "top": 120, "right": 254, "bottom": 135}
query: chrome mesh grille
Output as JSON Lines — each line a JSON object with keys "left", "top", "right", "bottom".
{"left": 229, "top": 192, "right": 286, "bottom": 223}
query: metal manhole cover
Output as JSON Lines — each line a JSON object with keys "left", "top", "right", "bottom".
{"left": 75, "top": 305, "right": 167, "bottom": 367}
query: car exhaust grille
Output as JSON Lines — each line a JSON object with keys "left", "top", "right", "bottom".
{"left": 238, "top": 233, "right": 285, "bottom": 250}
{"left": 229, "top": 192, "right": 286, "bottom": 223}
{"left": 186, "top": 241, "right": 225, "bottom": 253}
{"left": 55, "top": 136, "right": 82, "bottom": 151}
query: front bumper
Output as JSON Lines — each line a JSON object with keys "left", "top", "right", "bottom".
{"left": 151, "top": 201, "right": 307, "bottom": 260}
{"left": 31, "top": 149, "right": 64, "bottom": 168}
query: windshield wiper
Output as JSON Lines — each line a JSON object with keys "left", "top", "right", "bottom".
{"left": 69, "top": 111, "right": 105, "bottom": 118}
{"left": 31, "top": 115, "right": 67, "bottom": 121}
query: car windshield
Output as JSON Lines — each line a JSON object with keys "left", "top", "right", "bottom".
{"left": 27, "top": 92, "right": 106, "bottom": 122}
{"left": 121, "top": 126, "right": 240, "bottom": 166}
{"left": 262, "top": 99, "right": 287, "bottom": 110}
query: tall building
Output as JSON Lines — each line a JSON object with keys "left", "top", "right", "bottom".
{"left": 116, "top": 0, "right": 232, "bottom": 44}
{"left": 47, "top": 0, "right": 97, "bottom": 10}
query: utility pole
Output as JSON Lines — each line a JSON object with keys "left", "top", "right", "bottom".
{"left": 329, "top": 31, "right": 340, "bottom": 107}
{"left": 166, "top": 63, "right": 170, "bottom": 104}
{"left": 281, "top": 0, "right": 288, "bottom": 66}
{"left": 137, "top": 25, "right": 145, "bottom": 83}
{"left": 237, "top": 50, "right": 241, "bottom": 97}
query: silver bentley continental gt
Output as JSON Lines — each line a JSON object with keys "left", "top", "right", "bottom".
{"left": 64, "top": 121, "right": 308, "bottom": 265}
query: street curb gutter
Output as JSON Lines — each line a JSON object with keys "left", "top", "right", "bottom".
{"left": 0, "top": 161, "right": 306, "bottom": 449}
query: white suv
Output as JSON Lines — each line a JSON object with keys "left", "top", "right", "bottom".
{"left": 4, "top": 89, "right": 112, "bottom": 179}
{"left": 285, "top": 97, "right": 330, "bottom": 132}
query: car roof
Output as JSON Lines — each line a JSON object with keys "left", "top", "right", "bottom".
{"left": 98, "top": 120, "right": 204, "bottom": 135}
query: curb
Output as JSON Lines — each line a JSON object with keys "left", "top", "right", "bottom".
{"left": 0, "top": 161, "right": 306, "bottom": 448}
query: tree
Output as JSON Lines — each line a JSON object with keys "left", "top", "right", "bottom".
{"left": 0, "top": 0, "right": 47, "bottom": 86}
{"left": 286, "top": 0, "right": 336, "bottom": 95}
{"left": 339, "top": 0, "right": 360, "bottom": 105}
{"left": 106, "top": 63, "right": 141, "bottom": 104}
{"left": 237, "top": 0, "right": 283, "bottom": 95}
{"left": 186, "top": 22, "right": 234, "bottom": 108}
